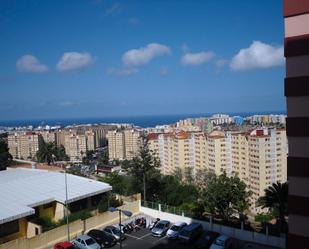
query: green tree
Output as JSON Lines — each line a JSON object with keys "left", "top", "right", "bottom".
{"left": 123, "top": 134, "right": 160, "bottom": 203}
{"left": 257, "top": 182, "right": 288, "bottom": 233}
{"left": 82, "top": 150, "right": 94, "bottom": 165}
{"left": 101, "top": 172, "right": 127, "bottom": 196}
{"left": 202, "top": 174, "right": 250, "bottom": 221}
{"left": 0, "top": 140, "right": 12, "bottom": 171}
{"left": 36, "top": 142, "right": 69, "bottom": 164}
{"left": 36, "top": 142, "right": 56, "bottom": 165}
{"left": 99, "top": 150, "right": 109, "bottom": 165}
{"left": 55, "top": 145, "right": 69, "bottom": 161}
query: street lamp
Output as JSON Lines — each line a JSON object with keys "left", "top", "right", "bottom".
{"left": 108, "top": 207, "right": 132, "bottom": 249}
{"left": 64, "top": 167, "right": 70, "bottom": 242}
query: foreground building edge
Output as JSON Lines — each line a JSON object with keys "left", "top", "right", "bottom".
{"left": 283, "top": 0, "right": 309, "bottom": 247}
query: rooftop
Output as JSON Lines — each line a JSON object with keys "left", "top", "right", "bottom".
{"left": 0, "top": 168, "right": 112, "bottom": 224}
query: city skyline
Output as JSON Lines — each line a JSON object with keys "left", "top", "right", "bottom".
{"left": 1, "top": 0, "right": 285, "bottom": 120}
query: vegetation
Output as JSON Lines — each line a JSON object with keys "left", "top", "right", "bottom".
{"left": 82, "top": 150, "right": 94, "bottom": 165}
{"left": 36, "top": 142, "right": 69, "bottom": 164}
{"left": 122, "top": 134, "right": 160, "bottom": 203}
{"left": 257, "top": 182, "right": 288, "bottom": 233}
{"left": 34, "top": 210, "right": 93, "bottom": 232}
{"left": 201, "top": 174, "right": 251, "bottom": 221}
{"left": 98, "top": 194, "right": 123, "bottom": 213}
{"left": 0, "top": 140, "right": 12, "bottom": 171}
{"left": 99, "top": 150, "right": 109, "bottom": 165}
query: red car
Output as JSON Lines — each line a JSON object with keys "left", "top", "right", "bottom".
{"left": 54, "top": 242, "right": 76, "bottom": 249}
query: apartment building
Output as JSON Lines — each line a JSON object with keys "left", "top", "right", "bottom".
{"left": 248, "top": 129, "right": 287, "bottom": 212}
{"left": 64, "top": 134, "right": 87, "bottom": 161}
{"left": 149, "top": 131, "right": 206, "bottom": 177}
{"left": 283, "top": 0, "right": 309, "bottom": 247}
{"left": 8, "top": 132, "right": 42, "bottom": 160}
{"left": 148, "top": 128, "right": 287, "bottom": 212}
{"left": 107, "top": 129, "right": 141, "bottom": 161}
{"left": 39, "top": 131, "right": 56, "bottom": 144}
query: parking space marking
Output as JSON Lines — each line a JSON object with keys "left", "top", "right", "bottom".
{"left": 139, "top": 232, "right": 152, "bottom": 239}
{"left": 126, "top": 233, "right": 142, "bottom": 240}
{"left": 152, "top": 235, "right": 167, "bottom": 244}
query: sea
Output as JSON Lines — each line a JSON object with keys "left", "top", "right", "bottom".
{"left": 0, "top": 111, "right": 286, "bottom": 128}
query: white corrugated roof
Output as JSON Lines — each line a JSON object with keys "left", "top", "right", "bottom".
{"left": 0, "top": 168, "right": 112, "bottom": 224}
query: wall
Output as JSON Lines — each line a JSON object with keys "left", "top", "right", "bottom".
{"left": 0, "top": 200, "right": 140, "bottom": 249}
{"left": 141, "top": 206, "right": 286, "bottom": 249}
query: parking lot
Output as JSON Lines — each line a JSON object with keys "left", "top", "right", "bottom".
{"left": 116, "top": 227, "right": 280, "bottom": 249}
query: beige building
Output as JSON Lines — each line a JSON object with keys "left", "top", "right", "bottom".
{"left": 248, "top": 128, "right": 287, "bottom": 212}
{"left": 64, "top": 134, "right": 87, "bottom": 161}
{"left": 107, "top": 129, "right": 141, "bottom": 161}
{"left": 39, "top": 131, "right": 56, "bottom": 144}
{"left": 148, "top": 128, "right": 287, "bottom": 212}
{"left": 8, "top": 132, "right": 42, "bottom": 160}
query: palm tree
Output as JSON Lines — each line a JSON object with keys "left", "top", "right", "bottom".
{"left": 36, "top": 142, "right": 56, "bottom": 165}
{"left": 257, "top": 182, "right": 288, "bottom": 233}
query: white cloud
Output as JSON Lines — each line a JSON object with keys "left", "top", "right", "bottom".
{"left": 122, "top": 43, "right": 171, "bottom": 67}
{"left": 56, "top": 52, "right": 94, "bottom": 72}
{"left": 16, "top": 55, "right": 48, "bottom": 73}
{"left": 181, "top": 51, "right": 215, "bottom": 65}
{"left": 106, "top": 67, "right": 139, "bottom": 76}
{"left": 230, "top": 41, "right": 284, "bottom": 71}
{"left": 104, "top": 3, "right": 122, "bottom": 16}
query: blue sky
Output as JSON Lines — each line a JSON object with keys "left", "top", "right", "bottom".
{"left": 0, "top": 0, "right": 285, "bottom": 120}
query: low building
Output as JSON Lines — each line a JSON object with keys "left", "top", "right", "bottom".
{"left": 0, "top": 168, "right": 111, "bottom": 243}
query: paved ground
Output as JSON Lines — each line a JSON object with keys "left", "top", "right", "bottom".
{"left": 116, "top": 227, "right": 279, "bottom": 249}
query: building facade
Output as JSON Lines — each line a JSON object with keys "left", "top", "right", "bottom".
{"left": 148, "top": 128, "right": 287, "bottom": 212}
{"left": 283, "top": 0, "right": 309, "bottom": 247}
{"left": 8, "top": 132, "right": 43, "bottom": 160}
{"left": 107, "top": 129, "right": 141, "bottom": 161}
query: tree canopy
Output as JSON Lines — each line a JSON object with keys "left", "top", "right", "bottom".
{"left": 123, "top": 134, "right": 160, "bottom": 202}
{"left": 36, "top": 142, "right": 69, "bottom": 164}
{"left": 257, "top": 181, "right": 288, "bottom": 233}
{"left": 201, "top": 174, "right": 251, "bottom": 221}
{"left": 0, "top": 140, "right": 12, "bottom": 171}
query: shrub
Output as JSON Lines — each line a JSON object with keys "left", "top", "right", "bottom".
{"left": 98, "top": 195, "right": 123, "bottom": 213}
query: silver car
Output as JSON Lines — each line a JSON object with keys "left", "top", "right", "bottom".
{"left": 151, "top": 220, "right": 170, "bottom": 237}
{"left": 166, "top": 221, "right": 187, "bottom": 239}
{"left": 71, "top": 235, "right": 101, "bottom": 249}
{"left": 103, "top": 225, "right": 126, "bottom": 241}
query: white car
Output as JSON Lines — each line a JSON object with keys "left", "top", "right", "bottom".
{"left": 166, "top": 221, "right": 187, "bottom": 239}
{"left": 71, "top": 235, "right": 101, "bottom": 249}
{"left": 210, "top": 234, "right": 233, "bottom": 249}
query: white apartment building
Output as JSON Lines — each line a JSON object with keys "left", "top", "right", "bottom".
{"left": 148, "top": 128, "right": 287, "bottom": 212}
{"left": 107, "top": 129, "right": 141, "bottom": 161}
{"left": 8, "top": 132, "right": 43, "bottom": 160}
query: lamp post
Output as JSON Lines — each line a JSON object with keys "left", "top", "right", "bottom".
{"left": 64, "top": 168, "right": 70, "bottom": 242}
{"left": 108, "top": 207, "right": 132, "bottom": 249}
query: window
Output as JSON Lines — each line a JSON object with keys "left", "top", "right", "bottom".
{"left": 0, "top": 220, "right": 19, "bottom": 237}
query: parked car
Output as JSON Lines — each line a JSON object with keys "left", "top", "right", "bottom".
{"left": 151, "top": 220, "right": 170, "bottom": 237}
{"left": 194, "top": 231, "right": 220, "bottom": 249}
{"left": 103, "top": 226, "right": 126, "bottom": 241}
{"left": 209, "top": 235, "right": 233, "bottom": 249}
{"left": 54, "top": 242, "right": 76, "bottom": 249}
{"left": 71, "top": 235, "right": 101, "bottom": 249}
{"left": 178, "top": 222, "right": 203, "bottom": 243}
{"left": 166, "top": 221, "right": 187, "bottom": 239}
{"left": 87, "top": 229, "right": 117, "bottom": 247}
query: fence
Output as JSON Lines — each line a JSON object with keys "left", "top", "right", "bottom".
{"left": 0, "top": 200, "right": 140, "bottom": 249}
{"left": 140, "top": 204, "right": 286, "bottom": 249}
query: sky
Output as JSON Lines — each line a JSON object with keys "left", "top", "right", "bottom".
{"left": 0, "top": 0, "right": 285, "bottom": 121}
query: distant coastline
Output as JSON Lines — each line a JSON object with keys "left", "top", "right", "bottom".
{"left": 0, "top": 111, "right": 286, "bottom": 128}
